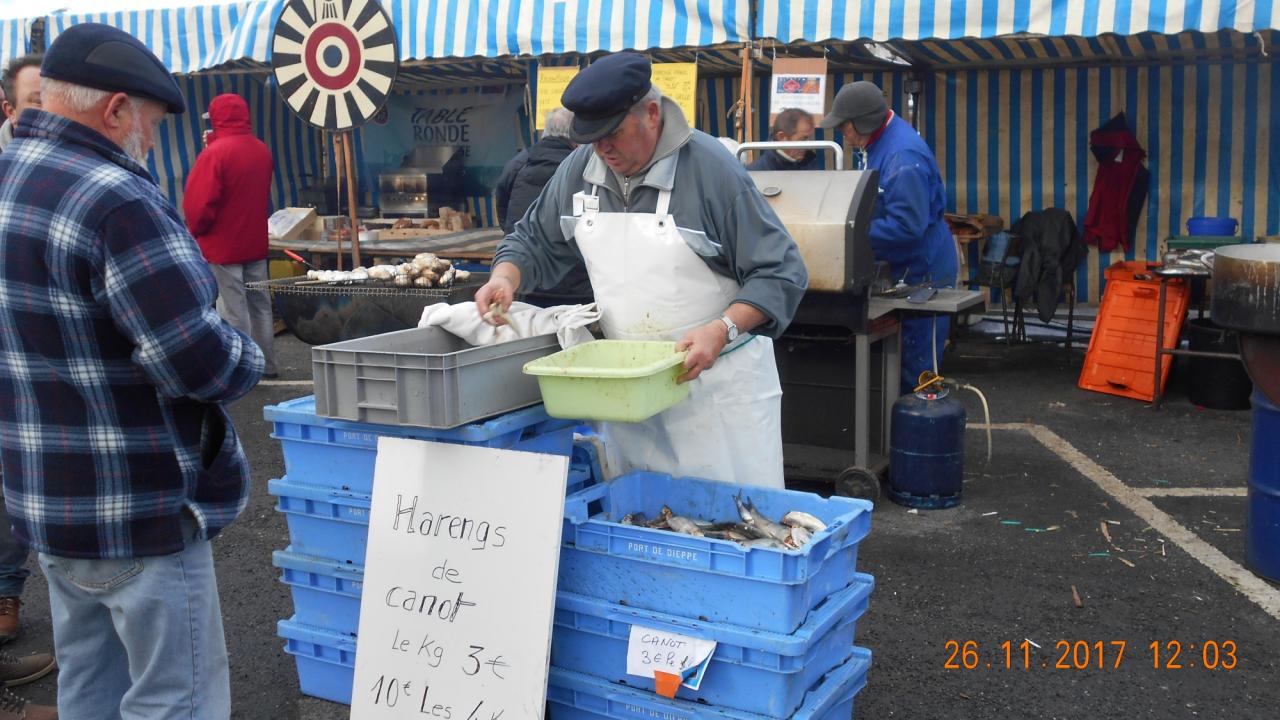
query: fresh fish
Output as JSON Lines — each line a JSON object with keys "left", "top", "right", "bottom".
{"left": 733, "top": 522, "right": 771, "bottom": 540}
{"left": 785, "top": 526, "right": 813, "bottom": 549}
{"left": 707, "top": 529, "right": 753, "bottom": 543}
{"left": 659, "top": 506, "right": 705, "bottom": 537}
{"left": 734, "top": 491, "right": 756, "bottom": 525}
{"left": 782, "top": 511, "right": 827, "bottom": 534}
{"left": 745, "top": 498, "right": 792, "bottom": 543}
{"left": 744, "top": 537, "right": 787, "bottom": 550}
{"left": 620, "top": 512, "right": 648, "bottom": 526}
{"left": 646, "top": 515, "right": 670, "bottom": 530}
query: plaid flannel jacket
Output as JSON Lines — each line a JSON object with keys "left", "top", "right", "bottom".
{"left": 0, "top": 110, "right": 264, "bottom": 559}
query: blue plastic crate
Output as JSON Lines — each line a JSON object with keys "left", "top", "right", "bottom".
{"left": 547, "top": 647, "right": 871, "bottom": 720}
{"left": 278, "top": 617, "right": 356, "bottom": 705}
{"left": 270, "top": 479, "right": 373, "bottom": 565}
{"left": 274, "top": 549, "right": 363, "bottom": 635}
{"left": 560, "top": 472, "right": 872, "bottom": 634}
{"left": 265, "top": 395, "right": 575, "bottom": 493}
{"left": 551, "top": 576, "right": 872, "bottom": 717}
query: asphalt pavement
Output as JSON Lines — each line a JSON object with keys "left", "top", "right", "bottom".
{"left": 4, "top": 329, "right": 1275, "bottom": 719}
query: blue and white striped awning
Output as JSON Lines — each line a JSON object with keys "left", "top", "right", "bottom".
{"left": 757, "top": 0, "right": 1280, "bottom": 44}
{"left": 0, "top": 16, "right": 30, "bottom": 64}
{"left": 41, "top": 0, "right": 750, "bottom": 74}
{"left": 45, "top": 1, "right": 278, "bottom": 74}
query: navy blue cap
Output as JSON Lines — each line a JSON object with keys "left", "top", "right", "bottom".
{"left": 560, "top": 52, "right": 652, "bottom": 143}
{"left": 42, "top": 23, "right": 185, "bottom": 114}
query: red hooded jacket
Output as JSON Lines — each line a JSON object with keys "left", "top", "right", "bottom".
{"left": 183, "top": 94, "right": 274, "bottom": 264}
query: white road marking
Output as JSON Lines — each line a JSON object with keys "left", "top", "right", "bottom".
{"left": 257, "top": 380, "right": 314, "bottom": 387}
{"left": 967, "top": 423, "right": 1280, "bottom": 621}
{"left": 1138, "top": 487, "right": 1249, "bottom": 498}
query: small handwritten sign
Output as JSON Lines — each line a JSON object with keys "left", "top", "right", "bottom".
{"left": 536, "top": 67, "right": 579, "bottom": 129}
{"left": 652, "top": 62, "right": 699, "bottom": 125}
{"left": 351, "top": 438, "right": 569, "bottom": 719}
{"left": 625, "top": 626, "right": 716, "bottom": 692}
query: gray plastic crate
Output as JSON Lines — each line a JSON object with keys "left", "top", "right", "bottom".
{"left": 311, "top": 326, "right": 561, "bottom": 428}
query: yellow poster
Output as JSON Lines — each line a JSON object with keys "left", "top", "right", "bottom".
{"left": 651, "top": 62, "right": 699, "bottom": 125}
{"left": 536, "top": 67, "right": 580, "bottom": 129}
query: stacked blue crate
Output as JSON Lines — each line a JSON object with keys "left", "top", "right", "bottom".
{"left": 549, "top": 471, "right": 875, "bottom": 719}
{"left": 265, "top": 395, "right": 592, "bottom": 704}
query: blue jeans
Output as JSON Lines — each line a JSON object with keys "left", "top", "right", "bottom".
{"left": 38, "top": 517, "right": 231, "bottom": 720}
{"left": 0, "top": 498, "right": 29, "bottom": 597}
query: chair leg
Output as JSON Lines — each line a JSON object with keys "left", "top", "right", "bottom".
{"left": 1065, "top": 285, "right": 1076, "bottom": 351}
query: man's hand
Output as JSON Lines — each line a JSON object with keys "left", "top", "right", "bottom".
{"left": 675, "top": 320, "right": 729, "bottom": 383}
{"left": 475, "top": 264, "right": 520, "bottom": 325}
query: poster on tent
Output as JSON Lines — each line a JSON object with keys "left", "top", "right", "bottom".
{"left": 536, "top": 67, "right": 579, "bottom": 129}
{"left": 769, "top": 57, "right": 828, "bottom": 124}
{"left": 652, "top": 63, "right": 699, "bottom": 125}
{"left": 359, "top": 88, "right": 525, "bottom": 201}
{"left": 351, "top": 437, "right": 569, "bottom": 719}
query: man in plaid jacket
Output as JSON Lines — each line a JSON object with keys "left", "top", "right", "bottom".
{"left": 0, "top": 24, "right": 263, "bottom": 719}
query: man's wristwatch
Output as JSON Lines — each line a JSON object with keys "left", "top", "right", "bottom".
{"left": 719, "top": 315, "right": 739, "bottom": 342}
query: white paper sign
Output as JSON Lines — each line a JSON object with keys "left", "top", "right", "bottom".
{"left": 351, "top": 438, "right": 569, "bottom": 720}
{"left": 625, "top": 626, "right": 717, "bottom": 690}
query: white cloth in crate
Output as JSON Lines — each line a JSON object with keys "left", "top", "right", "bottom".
{"left": 417, "top": 301, "right": 599, "bottom": 348}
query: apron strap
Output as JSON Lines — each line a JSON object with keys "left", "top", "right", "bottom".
{"left": 655, "top": 188, "right": 672, "bottom": 217}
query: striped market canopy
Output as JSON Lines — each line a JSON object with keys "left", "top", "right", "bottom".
{"left": 756, "top": 0, "right": 1280, "bottom": 45}
{"left": 38, "top": 0, "right": 751, "bottom": 74}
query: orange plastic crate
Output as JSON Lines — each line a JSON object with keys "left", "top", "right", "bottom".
{"left": 1078, "top": 266, "right": 1190, "bottom": 402}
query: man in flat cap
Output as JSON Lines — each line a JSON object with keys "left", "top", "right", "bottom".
{"left": 477, "top": 52, "right": 807, "bottom": 489}
{"left": 822, "top": 80, "right": 957, "bottom": 394}
{"left": 0, "top": 23, "right": 264, "bottom": 719}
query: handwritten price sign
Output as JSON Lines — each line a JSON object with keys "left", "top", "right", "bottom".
{"left": 626, "top": 627, "right": 716, "bottom": 692}
{"left": 351, "top": 438, "right": 569, "bottom": 719}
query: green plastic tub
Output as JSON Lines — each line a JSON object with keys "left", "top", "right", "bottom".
{"left": 522, "top": 340, "right": 689, "bottom": 422}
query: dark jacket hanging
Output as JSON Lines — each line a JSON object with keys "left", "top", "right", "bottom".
{"left": 1013, "top": 208, "right": 1090, "bottom": 323}
{"left": 1083, "top": 113, "right": 1148, "bottom": 252}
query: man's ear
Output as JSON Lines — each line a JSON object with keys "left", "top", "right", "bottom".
{"left": 1, "top": 102, "right": 14, "bottom": 123}
{"left": 101, "top": 93, "right": 133, "bottom": 131}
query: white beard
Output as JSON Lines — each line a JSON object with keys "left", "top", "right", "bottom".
{"left": 122, "top": 122, "right": 148, "bottom": 164}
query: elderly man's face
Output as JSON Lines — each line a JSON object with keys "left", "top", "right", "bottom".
{"left": 592, "top": 101, "right": 662, "bottom": 177}
{"left": 4, "top": 66, "right": 41, "bottom": 122}
{"left": 118, "top": 98, "right": 167, "bottom": 164}
{"left": 840, "top": 120, "right": 873, "bottom": 150}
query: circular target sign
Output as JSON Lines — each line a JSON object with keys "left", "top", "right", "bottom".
{"left": 271, "top": 0, "right": 399, "bottom": 131}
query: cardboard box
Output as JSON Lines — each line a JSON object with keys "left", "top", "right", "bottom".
{"left": 267, "top": 207, "right": 317, "bottom": 242}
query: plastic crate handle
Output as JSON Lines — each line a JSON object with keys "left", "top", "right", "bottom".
{"left": 563, "top": 482, "right": 611, "bottom": 523}
{"left": 604, "top": 690, "right": 699, "bottom": 719}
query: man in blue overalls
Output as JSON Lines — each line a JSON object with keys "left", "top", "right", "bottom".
{"left": 821, "top": 81, "right": 959, "bottom": 394}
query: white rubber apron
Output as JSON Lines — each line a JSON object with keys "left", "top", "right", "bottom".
{"left": 561, "top": 162, "right": 784, "bottom": 488}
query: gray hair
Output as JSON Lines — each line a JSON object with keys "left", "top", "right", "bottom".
{"left": 629, "top": 84, "right": 663, "bottom": 116}
{"left": 542, "top": 107, "right": 574, "bottom": 139}
{"left": 42, "top": 78, "right": 144, "bottom": 115}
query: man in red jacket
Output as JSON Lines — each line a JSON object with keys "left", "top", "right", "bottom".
{"left": 184, "top": 93, "right": 278, "bottom": 377}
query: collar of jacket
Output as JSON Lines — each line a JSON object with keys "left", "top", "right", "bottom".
{"left": 582, "top": 96, "right": 692, "bottom": 195}
{"left": 16, "top": 109, "right": 151, "bottom": 180}
{"left": 864, "top": 110, "right": 895, "bottom": 149}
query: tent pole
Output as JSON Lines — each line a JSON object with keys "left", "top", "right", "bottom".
{"left": 332, "top": 133, "right": 345, "bottom": 270}
{"left": 344, "top": 130, "right": 362, "bottom": 268}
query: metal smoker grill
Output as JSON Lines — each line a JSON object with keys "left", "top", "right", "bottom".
{"left": 739, "top": 141, "right": 894, "bottom": 497}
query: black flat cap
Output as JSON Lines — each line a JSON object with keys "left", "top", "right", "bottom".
{"left": 42, "top": 23, "right": 185, "bottom": 114}
{"left": 561, "top": 52, "right": 652, "bottom": 143}
{"left": 820, "top": 80, "right": 887, "bottom": 134}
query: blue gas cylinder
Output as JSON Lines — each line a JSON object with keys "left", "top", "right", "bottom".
{"left": 889, "top": 386, "right": 966, "bottom": 509}
{"left": 1247, "top": 390, "right": 1280, "bottom": 581}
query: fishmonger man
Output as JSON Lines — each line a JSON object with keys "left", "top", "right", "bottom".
{"left": 476, "top": 53, "right": 807, "bottom": 489}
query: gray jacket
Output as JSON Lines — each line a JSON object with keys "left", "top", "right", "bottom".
{"left": 494, "top": 100, "right": 807, "bottom": 338}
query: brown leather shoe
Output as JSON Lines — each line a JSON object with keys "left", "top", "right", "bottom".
{"left": 0, "top": 686, "right": 56, "bottom": 719}
{"left": 0, "top": 599, "right": 18, "bottom": 645}
{"left": 0, "top": 651, "right": 54, "bottom": 687}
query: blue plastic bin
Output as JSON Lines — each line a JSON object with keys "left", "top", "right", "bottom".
{"left": 547, "top": 647, "right": 871, "bottom": 720}
{"left": 551, "top": 576, "right": 872, "bottom": 716}
{"left": 1187, "top": 216, "right": 1238, "bottom": 236}
{"left": 274, "top": 549, "right": 363, "bottom": 635}
{"left": 265, "top": 396, "right": 575, "bottom": 493}
{"left": 278, "top": 617, "right": 357, "bottom": 705}
{"left": 559, "top": 472, "right": 872, "bottom": 634}
{"left": 270, "top": 479, "right": 374, "bottom": 565}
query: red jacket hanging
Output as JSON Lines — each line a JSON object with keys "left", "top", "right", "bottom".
{"left": 183, "top": 94, "right": 275, "bottom": 265}
{"left": 1083, "top": 113, "right": 1148, "bottom": 253}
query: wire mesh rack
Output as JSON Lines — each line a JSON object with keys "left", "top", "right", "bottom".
{"left": 245, "top": 275, "right": 486, "bottom": 300}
